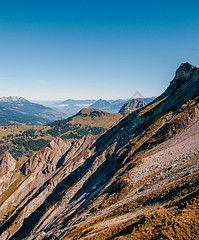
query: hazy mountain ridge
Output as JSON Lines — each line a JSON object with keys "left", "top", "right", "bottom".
{"left": 51, "top": 97, "right": 154, "bottom": 116}
{"left": 61, "top": 99, "right": 96, "bottom": 105}
{"left": 0, "top": 63, "right": 198, "bottom": 239}
{"left": 0, "top": 96, "right": 154, "bottom": 125}
{"left": 0, "top": 97, "right": 66, "bottom": 125}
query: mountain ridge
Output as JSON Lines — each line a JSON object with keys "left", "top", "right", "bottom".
{"left": 0, "top": 62, "right": 198, "bottom": 240}
{"left": 0, "top": 97, "right": 66, "bottom": 125}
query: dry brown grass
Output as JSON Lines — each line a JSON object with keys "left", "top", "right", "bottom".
{"left": 0, "top": 125, "right": 45, "bottom": 139}
{"left": 117, "top": 198, "right": 199, "bottom": 240}
{"left": 0, "top": 173, "right": 25, "bottom": 207}
{"left": 69, "top": 112, "right": 121, "bottom": 128}
{"left": 62, "top": 196, "right": 199, "bottom": 240}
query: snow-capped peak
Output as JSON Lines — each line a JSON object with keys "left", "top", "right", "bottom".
{"left": 0, "top": 96, "right": 28, "bottom": 103}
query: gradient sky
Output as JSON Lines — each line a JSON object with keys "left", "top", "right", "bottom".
{"left": 0, "top": 0, "right": 199, "bottom": 100}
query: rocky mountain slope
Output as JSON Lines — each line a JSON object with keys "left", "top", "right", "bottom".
{"left": 0, "top": 62, "right": 198, "bottom": 240}
{"left": 119, "top": 98, "right": 146, "bottom": 116}
{"left": 119, "top": 97, "right": 155, "bottom": 116}
{"left": 0, "top": 97, "right": 66, "bottom": 125}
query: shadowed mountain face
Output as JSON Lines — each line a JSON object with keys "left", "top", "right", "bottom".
{"left": 0, "top": 97, "right": 66, "bottom": 125}
{"left": 0, "top": 63, "right": 199, "bottom": 240}
{"left": 119, "top": 98, "right": 147, "bottom": 116}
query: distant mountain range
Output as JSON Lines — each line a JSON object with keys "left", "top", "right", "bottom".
{"left": 0, "top": 97, "right": 66, "bottom": 125}
{"left": 90, "top": 99, "right": 126, "bottom": 113}
{"left": 0, "top": 96, "right": 155, "bottom": 125}
{"left": 61, "top": 99, "right": 96, "bottom": 105}
{"left": 46, "top": 97, "right": 155, "bottom": 116}
{"left": 52, "top": 99, "right": 96, "bottom": 117}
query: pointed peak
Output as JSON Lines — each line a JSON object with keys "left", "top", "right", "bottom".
{"left": 0, "top": 151, "right": 16, "bottom": 175}
{"left": 131, "top": 91, "right": 144, "bottom": 99}
{"left": 174, "top": 62, "right": 197, "bottom": 81}
{"left": 161, "top": 62, "right": 198, "bottom": 98}
{"left": 178, "top": 62, "right": 195, "bottom": 69}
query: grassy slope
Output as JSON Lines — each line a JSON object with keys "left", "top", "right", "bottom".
{"left": 0, "top": 108, "right": 121, "bottom": 160}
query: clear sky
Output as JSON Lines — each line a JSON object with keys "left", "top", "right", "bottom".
{"left": 0, "top": 0, "right": 198, "bottom": 100}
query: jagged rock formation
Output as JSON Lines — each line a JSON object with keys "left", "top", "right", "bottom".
{"left": 0, "top": 135, "right": 96, "bottom": 240}
{"left": 0, "top": 152, "right": 16, "bottom": 176}
{"left": 119, "top": 98, "right": 146, "bottom": 116}
{"left": 0, "top": 62, "right": 199, "bottom": 240}
{"left": 0, "top": 152, "right": 17, "bottom": 195}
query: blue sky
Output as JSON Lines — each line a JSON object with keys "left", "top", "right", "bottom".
{"left": 0, "top": 0, "right": 198, "bottom": 100}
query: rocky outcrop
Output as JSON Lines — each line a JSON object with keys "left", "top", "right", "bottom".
{"left": 119, "top": 98, "right": 146, "bottom": 116}
{"left": 0, "top": 152, "right": 17, "bottom": 195}
{"left": 174, "top": 62, "right": 196, "bottom": 81}
{"left": 20, "top": 138, "right": 69, "bottom": 175}
{"left": 161, "top": 62, "right": 199, "bottom": 99}
{"left": 0, "top": 134, "right": 96, "bottom": 239}
{"left": 0, "top": 152, "right": 16, "bottom": 175}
